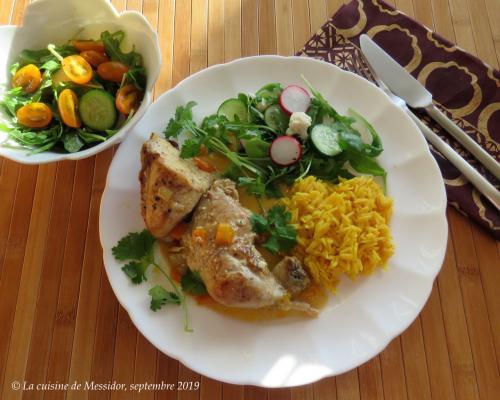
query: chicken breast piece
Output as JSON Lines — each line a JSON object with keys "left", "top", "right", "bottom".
{"left": 182, "top": 179, "right": 285, "bottom": 308}
{"left": 182, "top": 179, "right": 317, "bottom": 316}
{"left": 139, "top": 133, "right": 214, "bottom": 241}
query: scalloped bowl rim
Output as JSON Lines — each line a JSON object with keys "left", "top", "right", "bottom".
{"left": 0, "top": 0, "right": 161, "bottom": 164}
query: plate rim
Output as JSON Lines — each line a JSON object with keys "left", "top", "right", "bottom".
{"left": 99, "top": 54, "right": 448, "bottom": 387}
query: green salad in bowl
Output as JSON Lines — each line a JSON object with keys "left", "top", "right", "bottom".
{"left": 0, "top": 30, "right": 146, "bottom": 154}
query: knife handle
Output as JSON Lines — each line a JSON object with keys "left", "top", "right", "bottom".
{"left": 425, "top": 104, "right": 500, "bottom": 180}
{"left": 407, "top": 111, "right": 500, "bottom": 211}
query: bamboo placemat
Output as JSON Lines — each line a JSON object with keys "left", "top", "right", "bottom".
{"left": 0, "top": 1, "right": 499, "bottom": 399}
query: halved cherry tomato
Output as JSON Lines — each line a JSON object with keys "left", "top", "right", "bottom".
{"left": 80, "top": 50, "right": 109, "bottom": 67}
{"left": 97, "top": 61, "right": 129, "bottom": 83}
{"left": 52, "top": 68, "right": 72, "bottom": 87}
{"left": 71, "top": 40, "right": 105, "bottom": 53}
{"left": 16, "top": 103, "right": 52, "bottom": 128}
{"left": 58, "top": 89, "right": 81, "bottom": 128}
{"left": 12, "top": 64, "right": 42, "bottom": 93}
{"left": 115, "top": 84, "right": 142, "bottom": 114}
{"left": 62, "top": 55, "right": 93, "bottom": 85}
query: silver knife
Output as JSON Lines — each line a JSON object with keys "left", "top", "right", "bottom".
{"left": 359, "top": 34, "right": 500, "bottom": 181}
{"left": 359, "top": 34, "right": 500, "bottom": 210}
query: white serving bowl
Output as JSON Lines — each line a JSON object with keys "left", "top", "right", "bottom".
{"left": 0, "top": 0, "right": 161, "bottom": 164}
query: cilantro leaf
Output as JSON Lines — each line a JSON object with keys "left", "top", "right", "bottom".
{"left": 149, "top": 285, "right": 181, "bottom": 311}
{"left": 179, "top": 137, "right": 203, "bottom": 158}
{"left": 122, "top": 260, "right": 150, "bottom": 284}
{"left": 181, "top": 270, "right": 208, "bottom": 295}
{"left": 112, "top": 230, "right": 155, "bottom": 261}
{"left": 263, "top": 235, "right": 280, "bottom": 253}
{"left": 251, "top": 205, "right": 297, "bottom": 254}
{"left": 164, "top": 101, "right": 197, "bottom": 139}
{"left": 250, "top": 213, "right": 269, "bottom": 233}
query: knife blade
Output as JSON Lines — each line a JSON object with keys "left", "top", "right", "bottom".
{"left": 359, "top": 34, "right": 500, "bottom": 180}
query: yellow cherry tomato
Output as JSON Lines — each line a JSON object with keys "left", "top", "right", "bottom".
{"left": 97, "top": 61, "right": 129, "bottom": 83}
{"left": 61, "top": 55, "right": 93, "bottom": 85}
{"left": 80, "top": 50, "right": 109, "bottom": 67}
{"left": 58, "top": 89, "right": 81, "bottom": 128}
{"left": 16, "top": 103, "right": 53, "bottom": 128}
{"left": 71, "top": 40, "right": 106, "bottom": 53}
{"left": 12, "top": 64, "right": 42, "bottom": 93}
{"left": 115, "top": 84, "right": 142, "bottom": 115}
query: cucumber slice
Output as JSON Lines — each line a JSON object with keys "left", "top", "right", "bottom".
{"left": 256, "top": 83, "right": 283, "bottom": 97}
{"left": 264, "top": 104, "right": 288, "bottom": 132}
{"left": 311, "top": 124, "right": 342, "bottom": 156}
{"left": 217, "top": 98, "right": 248, "bottom": 122}
{"left": 255, "top": 83, "right": 283, "bottom": 111}
{"left": 79, "top": 89, "right": 117, "bottom": 131}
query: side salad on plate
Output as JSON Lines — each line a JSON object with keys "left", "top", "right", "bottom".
{"left": 164, "top": 76, "right": 386, "bottom": 196}
{"left": 0, "top": 30, "right": 146, "bottom": 154}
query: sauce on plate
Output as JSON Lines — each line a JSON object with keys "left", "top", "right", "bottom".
{"left": 158, "top": 151, "right": 328, "bottom": 320}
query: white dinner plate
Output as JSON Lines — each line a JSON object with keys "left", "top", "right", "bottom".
{"left": 99, "top": 56, "right": 448, "bottom": 387}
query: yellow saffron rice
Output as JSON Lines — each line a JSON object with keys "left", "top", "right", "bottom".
{"left": 282, "top": 176, "right": 394, "bottom": 293}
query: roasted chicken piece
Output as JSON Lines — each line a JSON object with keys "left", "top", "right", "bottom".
{"left": 139, "top": 134, "right": 214, "bottom": 241}
{"left": 183, "top": 179, "right": 316, "bottom": 314}
{"left": 272, "top": 256, "right": 310, "bottom": 296}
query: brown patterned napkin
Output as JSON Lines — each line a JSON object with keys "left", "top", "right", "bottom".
{"left": 297, "top": 0, "right": 500, "bottom": 239}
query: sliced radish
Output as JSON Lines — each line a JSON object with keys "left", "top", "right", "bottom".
{"left": 269, "top": 136, "right": 302, "bottom": 166}
{"left": 279, "top": 85, "right": 311, "bottom": 115}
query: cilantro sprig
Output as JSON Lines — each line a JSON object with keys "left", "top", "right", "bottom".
{"left": 112, "top": 230, "right": 195, "bottom": 332}
{"left": 163, "top": 102, "right": 268, "bottom": 177}
{"left": 250, "top": 205, "right": 297, "bottom": 254}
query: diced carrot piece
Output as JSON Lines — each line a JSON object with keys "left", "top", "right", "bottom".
{"left": 194, "top": 157, "right": 216, "bottom": 172}
{"left": 196, "top": 294, "right": 214, "bottom": 305}
{"left": 170, "top": 267, "right": 183, "bottom": 283}
{"left": 170, "top": 222, "right": 188, "bottom": 241}
{"left": 215, "top": 223, "right": 234, "bottom": 246}
{"left": 192, "top": 227, "right": 208, "bottom": 243}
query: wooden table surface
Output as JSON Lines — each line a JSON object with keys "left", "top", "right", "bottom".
{"left": 1, "top": 0, "right": 499, "bottom": 399}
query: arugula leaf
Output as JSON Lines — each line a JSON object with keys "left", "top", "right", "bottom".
{"left": 347, "top": 108, "right": 383, "bottom": 157}
{"left": 149, "top": 285, "right": 181, "bottom": 311}
{"left": 3, "top": 123, "right": 64, "bottom": 153}
{"left": 17, "top": 44, "right": 75, "bottom": 66}
{"left": 244, "top": 137, "right": 270, "bottom": 158}
{"left": 77, "top": 129, "right": 107, "bottom": 144}
{"left": 0, "top": 87, "right": 29, "bottom": 116}
{"left": 251, "top": 205, "right": 297, "bottom": 254}
{"left": 181, "top": 270, "right": 208, "bottom": 295}
{"left": 62, "top": 132, "right": 84, "bottom": 153}
{"left": 9, "top": 62, "right": 20, "bottom": 76}
{"left": 112, "top": 229, "right": 156, "bottom": 261}
{"left": 100, "top": 30, "right": 143, "bottom": 67}
{"left": 347, "top": 152, "right": 386, "bottom": 177}
{"left": 238, "top": 176, "right": 266, "bottom": 197}
{"left": 124, "top": 66, "right": 147, "bottom": 90}
{"left": 40, "top": 60, "right": 60, "bottom": 72}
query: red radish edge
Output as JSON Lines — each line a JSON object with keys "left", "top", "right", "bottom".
{"left": 269, "top": 136, "right": 302, "bottom": 167}
{"left": 279, "top": 85, "right": 311, "bottom": 115}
